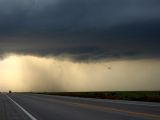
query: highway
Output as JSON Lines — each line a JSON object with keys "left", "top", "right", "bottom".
{"left": 0, "top": 93, "right": 160, "bottom": 120}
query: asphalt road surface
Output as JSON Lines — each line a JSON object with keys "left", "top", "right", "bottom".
{"left": 0, "top": 93, "right": 160, "bottom": 120}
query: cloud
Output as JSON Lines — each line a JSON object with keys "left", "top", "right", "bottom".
{"left": 0, "top": 54, "right": 160, "bottom": 92}
{"left": 0, "top": 0, "right": 160, "bottom": 61}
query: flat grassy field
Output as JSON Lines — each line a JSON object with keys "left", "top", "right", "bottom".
{"left": 36, "top": 91, "right": 160, "bottom": 102}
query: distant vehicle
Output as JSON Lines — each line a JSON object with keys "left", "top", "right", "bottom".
{"left": 9, "top": 90, "right": 12, "bottom": 93}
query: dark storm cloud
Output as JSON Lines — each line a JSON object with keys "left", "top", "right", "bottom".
{"left": 0, "top": 0, "right": 160, "bottom": 60}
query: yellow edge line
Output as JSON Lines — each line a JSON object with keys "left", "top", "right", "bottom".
{"left": 48, "top": 98, "right": 160, "bottom": 120}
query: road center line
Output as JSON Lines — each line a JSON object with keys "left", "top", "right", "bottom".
{"left": 6, "top": 94, "right": 37, "bottom": 120}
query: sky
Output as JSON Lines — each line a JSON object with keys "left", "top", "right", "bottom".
{"left": 0, "top": 0, "right": 160, "bottom": 92}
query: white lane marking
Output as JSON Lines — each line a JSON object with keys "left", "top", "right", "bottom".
{"left": 6, "top": 94, "right": 37, "bottom": 120}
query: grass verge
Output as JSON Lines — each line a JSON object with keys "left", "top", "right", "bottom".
{"left": 34, "top": 91, "right": 160, "bottom": 102}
